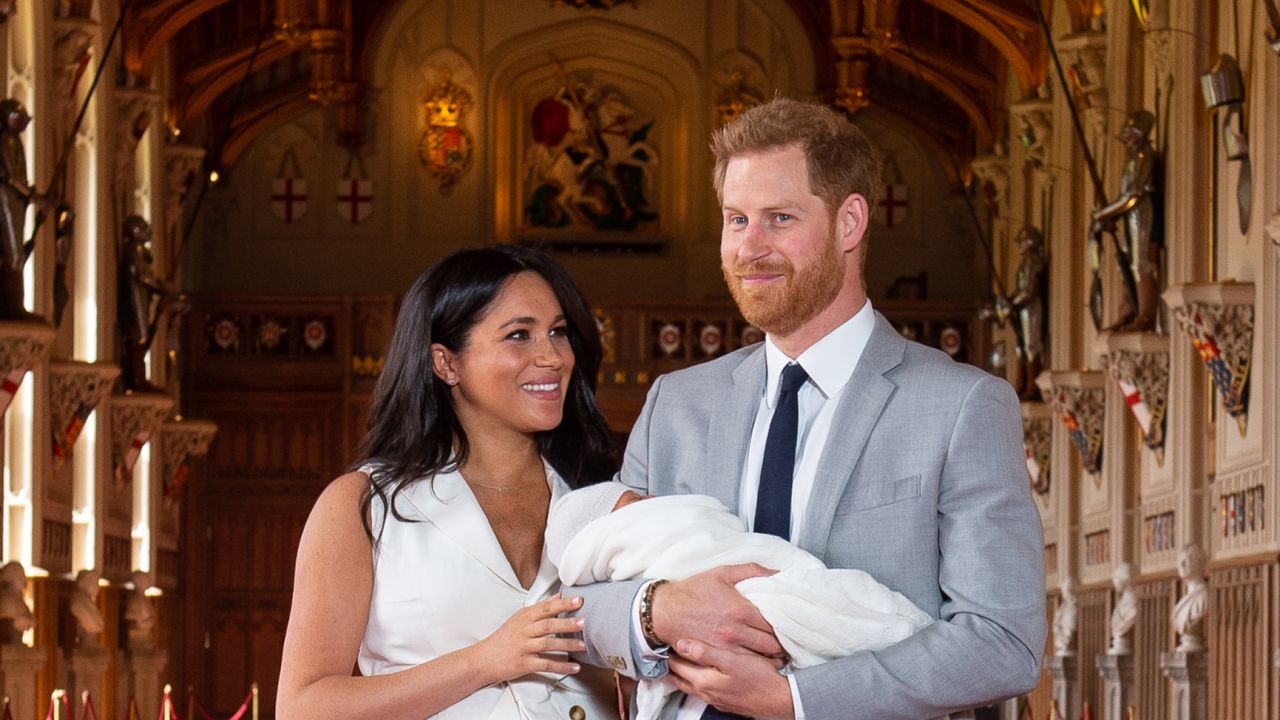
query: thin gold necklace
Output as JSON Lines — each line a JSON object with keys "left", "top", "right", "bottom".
{"left": 461, "top": 469, "right": 540, "bottom": 493}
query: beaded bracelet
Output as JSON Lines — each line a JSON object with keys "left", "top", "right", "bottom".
{"left": 639, "top": 579, "right": 670, "bottom": 648}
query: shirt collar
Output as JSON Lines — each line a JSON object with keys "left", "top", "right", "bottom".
{"left": 762, "top": 299, "right": 875, "bottom": 407}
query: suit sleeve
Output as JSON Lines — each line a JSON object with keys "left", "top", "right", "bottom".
{"left": 793, "top": 374, "right": 1047, "bottom": 718}
{"left": 567, "top": 376, "right": 663, "bottom": 679}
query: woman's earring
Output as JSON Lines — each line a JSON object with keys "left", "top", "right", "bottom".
{"left": 446, "top": 376, "right": 457, "bottom": 386}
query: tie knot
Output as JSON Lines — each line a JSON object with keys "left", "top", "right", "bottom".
{"left": 779, "top": 363, "right": 809, "bottom": 393}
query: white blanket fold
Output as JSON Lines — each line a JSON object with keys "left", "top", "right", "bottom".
{"left": 547, "top": 489, "right": 932, "bottom": 720}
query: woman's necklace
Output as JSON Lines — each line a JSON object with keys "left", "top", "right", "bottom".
{"left": 461, "top": 468, "right": 541, "bottom": 493}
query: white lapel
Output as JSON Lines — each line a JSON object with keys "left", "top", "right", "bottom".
{"left": 396, "top": 468, "right": 525, "bottom": 592}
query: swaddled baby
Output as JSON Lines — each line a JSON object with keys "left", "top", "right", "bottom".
{"left": 545, "top": 483, "right": 932, "bottom": 720}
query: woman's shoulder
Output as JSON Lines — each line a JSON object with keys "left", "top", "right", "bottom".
{"left": 305, "top": 471, "right": 373, "bottom": 534}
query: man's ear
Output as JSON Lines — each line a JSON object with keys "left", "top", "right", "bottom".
{"left": 431, "top": 344, "right": 458, "bottom": 386}
{"left": 836, "top": 192, "right": 870, "bottom": 254}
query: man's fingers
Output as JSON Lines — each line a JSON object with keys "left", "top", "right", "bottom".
{"left": 715, "top": 562, "right": 778, "bottom": 585}
{"left": 732, "top": 624, "right": 785, "bottom": 657}
{"left": 676, "top": 638, "right": 729, "bottom": 670}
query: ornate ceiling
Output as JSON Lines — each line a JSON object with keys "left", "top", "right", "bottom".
{"left": 116, "top": 0, "right": 1098, "bottom": 170}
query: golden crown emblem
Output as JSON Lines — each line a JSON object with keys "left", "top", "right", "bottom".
{"left": 424, "top": 70, "right": 472, "bottom": 128}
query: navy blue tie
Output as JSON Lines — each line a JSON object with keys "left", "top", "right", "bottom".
{"left": 700, "top": 364, "right": 808, "bottom": 720}
{"left": 753, "top": 362, "right": 808, "bottom": 540}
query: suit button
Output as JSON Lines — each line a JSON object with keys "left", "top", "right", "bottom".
{"left": 569, "top": 705, "right": 586, "bottom": 719}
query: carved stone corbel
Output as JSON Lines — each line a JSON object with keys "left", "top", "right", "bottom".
{"left": 1057, "top": 30, "right": 1108, "bottom": 152}
{"left": 1100, "top": 333, "right": 1171, "bottom": 465}
{"left": 159, "top": 418, "right": 218, "bottom": 505}
{"left": 1021, "top": 402, "right": 1052, "bottom": 497}
{"left": 49, "top": 361, "right": 119, "bottom": 466}
{"left": 970, "top": 153, "right": 1011, "bottom": 221}
{"left": 162, "top": 143, "right": 206, "bottom": 248}
{"left": 1036, "top": 370, "right": 1106, "bottom": 478}
{"left": 0, "top": 321, "right": 56, "bottom": 418}
{"left": 112, "top": 87, "right": 161, "bottom": 196}
{"left": 1163, "top": 282, "right": 1254, "bottom": 435}
{"left": 1010, "top": 97, "right": 1053, "bottom": 172}
{"left": 53, "top": 16, "right": 96, "bottom": 141}
{"left": 110, "top": 392, "right": 173, "bottom": 485}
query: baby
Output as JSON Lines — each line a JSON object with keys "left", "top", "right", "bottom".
{"left": 546, "top": 483, "right": 932, "bottom": 720}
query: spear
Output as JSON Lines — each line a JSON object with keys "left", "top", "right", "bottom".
{"left": 1032, "top": 2, "right": 1139, "bottom": 329}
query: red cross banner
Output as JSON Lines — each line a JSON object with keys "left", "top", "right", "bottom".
{"left": 271, "top": 148, "right": 308, "bottom": 223}
{"left": 337, "top": 178, "right": 373, "bottom": 224}
{"left": 876, "top": 183, "right": 909, "bottom": 228}
{"left": 271, "top": 177, "right": 307, "bottom": 223}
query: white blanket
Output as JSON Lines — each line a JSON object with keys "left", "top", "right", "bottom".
{"left": 549, "top": 491, "right": 932, "bottom": 719}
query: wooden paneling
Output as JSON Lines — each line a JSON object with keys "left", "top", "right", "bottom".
{"left": 1077, "top": 587, "right": 1110, "bottom": 718}
{"left": 1133, "top": 577, "right": 1175, "bottom": 719}
{"left": 1208, "top": 563, "right": 1274, "bottom": 720}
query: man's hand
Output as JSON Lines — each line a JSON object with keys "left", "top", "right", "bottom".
{"left": 651, "top": 563, "right": 782, "bottom": 656}
{"left": 669, "top": 639, "right": 794, "bottom": 719}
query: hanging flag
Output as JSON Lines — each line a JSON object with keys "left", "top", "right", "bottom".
{"left": 270, "top": 148, "right": 307, "bottom": 223}
{"left": 336, "top": 149, "right": 373, "bottom": 224}
{"left": 115, "top": 427, "right": 155, "bottom": 486}
{"left": 0, "top": 368, "right": 26, "bottom": 417}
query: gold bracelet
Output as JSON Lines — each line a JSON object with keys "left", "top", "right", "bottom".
{"left": 639, "top": 579, "right": 669, "bottom": 648}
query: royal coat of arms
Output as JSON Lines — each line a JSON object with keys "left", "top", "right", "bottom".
{"left": 418, "top": 70, "right": 474, "bottom": 194}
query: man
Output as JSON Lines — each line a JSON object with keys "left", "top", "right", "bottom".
{"left": 573, "top": 97, "right": 1045, "bottom": 719}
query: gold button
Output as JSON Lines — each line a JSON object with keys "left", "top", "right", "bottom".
{"left": 569, "top": 705, "right": 586, "bottom": 720}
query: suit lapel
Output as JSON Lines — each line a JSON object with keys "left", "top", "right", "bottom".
{"left": 798, "top": 312, "right": 905, "bottom": 556}
{"left": 703, "top": 347, "right": 766, "bottom": 513}
{"left": 397, "top": 470, "right": 525, "bottom": 592}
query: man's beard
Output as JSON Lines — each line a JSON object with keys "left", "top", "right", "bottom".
{"left": 722, "top": 231, "right": 844, "bottom": 337}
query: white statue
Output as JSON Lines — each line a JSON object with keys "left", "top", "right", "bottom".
{"left": 1108, "top": 562, "right": 1138, "bottom": 655}
{"left": 1052, "top": 575, "right": 1078, "bottom": 656}
{"left": 69, "top": 568, "right": 105, "bottom": 643}
{"left": 0, "top": 560, "right": 33, "bottom": 642}
{"left": 1171, "top": 543, "right": 1209, "bottom": 652}
{"left": 125, "top": 570, "right": 156, "bottom": 649}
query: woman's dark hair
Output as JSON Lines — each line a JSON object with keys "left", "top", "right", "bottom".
{"left": 354, "top": 244, "right": 619, "bottom": 538}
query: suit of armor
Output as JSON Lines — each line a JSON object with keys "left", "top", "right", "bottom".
{"left": 0, "top": 100, "right": 32, "bottom": 319}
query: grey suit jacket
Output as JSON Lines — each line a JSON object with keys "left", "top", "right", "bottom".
{"left": 574, "top": 312, "right": 1046, "bottom": 719}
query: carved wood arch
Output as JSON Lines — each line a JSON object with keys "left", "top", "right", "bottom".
{"left": 880, "top": 49, "right": 993, "bottom": 148}
{"left": 219, "top": 89, "right": 312, "bottom": 167}
{"left": 917, "top": 0, "right": 1043, "bottom": 91}
{"left": 178, "top": 38, "right": 299, "bottom": 126}
{"left": 124, "top": 0, "right": 233, "bottom": 78}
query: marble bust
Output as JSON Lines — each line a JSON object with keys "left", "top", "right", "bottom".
{"left": 1108, "top": 562, "right": 1138, "bottom": 655}
{"left": 1052, "top": 575, "right": 1078, "bottom": 656}
{"left": 0, "top": 560, "right": 33, "bottom": 642}
{"left": 1171, "top": 543, "right": 1209, "bottom": 652}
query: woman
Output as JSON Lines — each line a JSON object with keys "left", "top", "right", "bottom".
{"left": 277, "top": 245, "right": 619, "bottom": 719}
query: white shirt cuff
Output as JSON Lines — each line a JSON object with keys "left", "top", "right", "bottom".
{"left": 787, "top": 673, "right": 806, "bottom": 720}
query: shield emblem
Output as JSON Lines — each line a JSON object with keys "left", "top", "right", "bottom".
{"left": 337, "top": 179, "right": 373, "bottom": 224}
{"left": 271, "top": 178, "right": 308, "bottom": 223}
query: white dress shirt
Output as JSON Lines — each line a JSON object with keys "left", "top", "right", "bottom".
{"left": 656, "top": 299, "right": 876, "bottom": 720}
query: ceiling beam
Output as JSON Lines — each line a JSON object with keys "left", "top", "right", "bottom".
{"left": 220, "top": 87, "right": 313, "bottom": 166}
{"left": 880, "top": 48, "right": 993, "bottom": 148}
{"left": 917, "top": 0, "right": 1042, "bottom": 91}
{"left": 124, "top": 0, "right": 232, "bottom": 77}
{"left": 179, "top": 37, "right": 299, "bottom": 126}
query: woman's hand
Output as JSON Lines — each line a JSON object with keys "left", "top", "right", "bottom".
{"left": 474, "top": 593, "right": 587, "bottom": 685}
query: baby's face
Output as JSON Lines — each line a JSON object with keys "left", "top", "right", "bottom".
{"left": 612, "top": 490, "right": 651, "bottom": 512}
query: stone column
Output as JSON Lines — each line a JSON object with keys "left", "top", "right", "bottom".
{"left": 63, "top": 645, "right": 112, "bottom": 716}
{"left": 1097, "top": 652, "right": 1134, "bottom": 720}
{"left": 1160, "top": 650, "right": 1208, "bottom": 720}
{"left": 122, "top": 648, "right": 168, "bottom": 720}
{"left": 0, "top": 644, "right": 49, "bottom": 720}
{"left": 1047, "top": 653, "right": 1080, "bottom": 720}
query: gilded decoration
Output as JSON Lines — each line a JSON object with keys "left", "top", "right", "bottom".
{"left": 1021, "top": 402, "right": 1052, "bottom": 497}
{"left": 1036, "top": 371, "right": 1106, "bottom": 479}
{"left": 49, "top": 361, "right": 119, "bottom": 466}
{"left": 714, "top": 72, "right": 761, "bottom": 127}
{"left": 1163, "top": 282, "right": 1254, "bottom": 435}
{"left": 160, "top": 419, "right": 218, "bottom": 505}
{"left": 1100, "top": 333, "right": 1170, "bottom": 464}
{"left": 110, "top": 392, "right": 174, "bottom": 486}
{"left": 522, "top": 69, "right": 659, "bottom": 242}
{"left": 0, "top": 320, "right": 55, "bottom": 418}
{"left": 418, "top": 70, "right": 474, "bottom": 194}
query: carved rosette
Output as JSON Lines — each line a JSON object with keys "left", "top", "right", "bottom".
{"left": 1100, "top": 333, "right": 1171, "bottom": 464}
{"left": 1021, "top": 402, "right": 1052, "bottom": 496}
{"left": 1010, "top": 97, "right": 1053, "bottom": 171}
{"left": 49, "top": 361, "right": 120, "bottom": 466}
{"left": 0, "top": 321, "right": 56, "bottom": 418}
{"left": 110, "top": 392, "right": 174, "bottom": 486}
{"left": 1036, "top": 371, "right": 1106, "bottom": 477}
{"left": 1163, "top": 282, "right": 1254, "bottom": 435}
{"left": 160, "top": 419, "right": 218, "bottom": 505}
